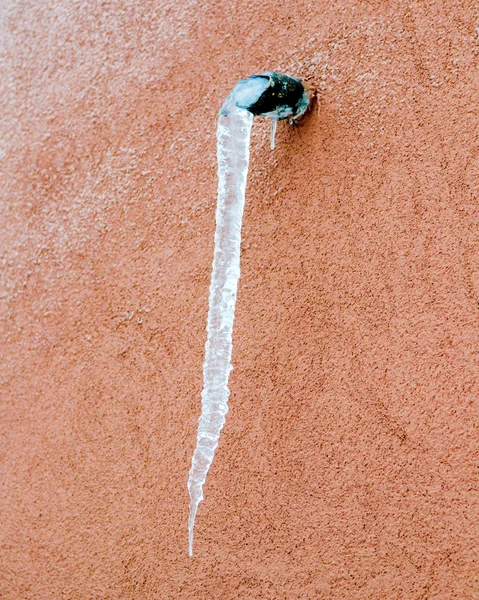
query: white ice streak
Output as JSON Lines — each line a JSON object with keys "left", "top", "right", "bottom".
{"left": 187, "top": 90, "right": 255, "bottom": 557}
{"left": 270, "top": 119, "right": 277, "bottom": 150}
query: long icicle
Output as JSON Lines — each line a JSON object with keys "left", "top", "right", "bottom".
{"left": 187, "top": 99, "right": 253, "bottom": 557}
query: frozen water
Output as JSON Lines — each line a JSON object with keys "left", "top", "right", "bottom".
{"left": 187, "top": 94, "right": 253, "bottom": 557}
{"left": 270, "top": 119, "right": 277, "bottom": 150}
{"left": 187, "top": 73, "right": 309, "bottom": 556}
{"left": 230, "top": 76, "right": 269, "bottom": 111}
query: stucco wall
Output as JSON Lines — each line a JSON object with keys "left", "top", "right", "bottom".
{"left": 1, "top": 1, "right": 478, "bottom": 598}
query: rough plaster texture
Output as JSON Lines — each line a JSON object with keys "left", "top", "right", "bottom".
{"left": 1, "top": 1, "right": 478, "bottom": 598}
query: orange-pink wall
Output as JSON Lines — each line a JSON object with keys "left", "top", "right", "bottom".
{"left": 1, "top": 1, "right": 478, "bottom": 598}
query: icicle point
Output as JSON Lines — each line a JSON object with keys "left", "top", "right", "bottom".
{"left": 188, "top": 502, "right": 197, "bottom": 557}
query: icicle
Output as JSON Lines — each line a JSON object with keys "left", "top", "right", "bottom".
{"left": 187, "top": 94, "right": 253, "bottom": 557}
{"left": 187, "top": 72, "right": 310, "bottom": 557}
{"left": 270, "top": 119, "right": 277, "bottom": 150}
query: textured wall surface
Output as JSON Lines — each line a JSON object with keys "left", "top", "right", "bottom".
{"left": 1, "top": 1, "right": 478, "bottom": 598}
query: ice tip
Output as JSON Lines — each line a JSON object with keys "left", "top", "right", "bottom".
{"left": 188, "top": 500, "right": 199, "bottom": 557}
{"left": 188, "top": 528, "right": 194, "bottom": 557}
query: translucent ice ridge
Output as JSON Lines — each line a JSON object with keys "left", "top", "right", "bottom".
{"left": 187, "top": 90, "right": 254, "bottom": 557}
